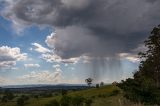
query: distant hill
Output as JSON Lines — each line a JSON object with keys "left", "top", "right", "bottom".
{"left": 0, "top": 84, "right": 89, "bottom": 93}
{"left": 1, "top": 84, "right": 87, "bottom": 88}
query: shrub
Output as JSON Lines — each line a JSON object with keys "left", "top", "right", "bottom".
{"left": 21, "top": 95, "right": 29, "bottom": 100}
{"left": 84, "top": 98, "right": 93, "bottom": 106}
{"left": 96, "top": 84, "right": 99, "bottom": 88}
{"left": 45, "top": 99, "right": 60, "bottom": 106}
{"left": 17, "top": 97, "right": 24, "bottom": 106}
{"left": 100, "top": 82, "right": 104, "bottom": 87}
{"left": 60, "top": 96, "right": 71, "bottom": 106}
{"left": 33, "top": 95, "right": 39, "bottom": 99}
{"left": 110, "top": 89, "right": 120, "bottom": 96}
{"left": 71, "top": 96, "right": 84, "bottom": 106}
{"left": 3, "top": 90, "right": 14, "bottom": 100}
{"left": 40, "top": 92, "right": 52, "bottom": 97}
{"left": 61, "top": 90, "right": 68, "bottom": 96}
{"left": 98, "top": 94, "right": 106, "bottom": 98}
{"left": 1, "top": 96, "right": 8, "bottom": 102}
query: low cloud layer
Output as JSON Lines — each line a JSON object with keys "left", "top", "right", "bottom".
{"left": 18, "top": 69, "right": 62, "bottom": 84}
{"left": 1, "top": 0, "right": 160, "bottom": 82}
{"left": 0, "top": 46, "right": 27, "bottom": 69}
{"left": 2, "top": 0, "right": 160, "bottom": 59}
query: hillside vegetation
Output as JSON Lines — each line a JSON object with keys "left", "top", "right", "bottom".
{"left": 0, "top": 85, "right": 145, "bottom": 106}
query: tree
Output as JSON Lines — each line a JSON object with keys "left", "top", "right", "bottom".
{"left": 61, "top": 89, "right": 68, "bottom": 96}
{"left": 1, "top": 96, "right": 8, "bottom": 102}
{"left": 45, "top": 99, "right": 60, "bottom": 106}
{"left": 96, "top": 84, "right": 99, "bottom": 88}
{"left": 100, "top": 82, "right": 104, "bottom": 87}
{"left": 71, "top": 96, "right": 84, "bottom": 106}
{"left": 17, "top": 97, "right": 24, "bottom": 106}
{"left": 118, "top": 25, "right": 160, "bottom": 105}
{"left": 4, "top": 90, "right": 14, "bottom": 100}
{"left": 85, "top": 78, "right": 93, "bottom": 87}
{"left": 84, "top": 98, "right": 93, "bottom": 106}
{"left": 60, "top": 96, "right": 71, "bottom": 106}
{"left": 138, "top": 25, "right": 160, "bottom": 88}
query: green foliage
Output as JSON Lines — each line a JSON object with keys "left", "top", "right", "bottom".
{"left": 16, "top": 95, "right": 30, "bottom": 106}
{"left": 71, "top": 96, "right": 85, "bottom": 106}
{"left": 119, "top": 25, "right": 160, "bottom": 105}
{"left": 1, "top": 90, "right": 14, "bottom": 102}
{"left": 85, "top": 78, "right": 93, "bottom": 87}
{"left": 45, "top": 99, "right": 60, "bottom": 106}
{"left": 97, "top": 94, "right": 106, "bottom": 98}
{"left": 109, "top": 89, "right": 120, "bottom": 96}
{"left": 60, "top": 96, "right": 71, "bottom": 106}
{"left": 21, "top": 95, "right": 29, "bottom": 100}
{"left": 59, "top": 95, "right": 92, "bottom": 106}
{"left": 61, "top": 90, "right": 68, "bottom": 96}
{"left": 17, "top": 97, "right": 25, "bottom": 106}
{"left": 1, "top": 96, "right": 8, "bottom": 102}
{"left": 84, "top": 98, "right": 93, "bottom": 106}
{"left": 33, "top": 94, "right": 39, "bottom": 99}
{"left": 0, "top": 85, "right": 139, "bottom": 106}
{"left": 96, "top": 84, "right": 100, "bottom": 88}
{"left": 40, "top": 92, "right": 53, "bottom": 97}
{"left": 100, "top": 82, "right": 104, "bottom": 87}
{"left": 5, "top": 90, "right": 14, "bottom": 100}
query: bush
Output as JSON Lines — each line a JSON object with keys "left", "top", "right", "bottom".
{"left": 60, "top": 96, "right": 71, "bottom": 106}
{"left": 96, "top": 84, "right": 99, "bottom": 88}
{"left": 98, "top": 94, "right": 106, "bottom": 98}
{"left": 110, "top": 89, "right": 120, "bottom": 96}
{"left": 71, "top": 96, "right": 84, "bottom": 106}
{"left": 1, "top": 96, "right": 8, "bottom": 102}
{"left": 17, "top": 97, "right": 24, "bottom": 106}
{"left": 100, "top": 82, "right": 104, "bottom": 87}
{"left": 45, "top": 99, "right": 60, "bottom": 106}
{"left": 33, "top": 95, "right": 39, "bottom": 99}
{"left": 60, "top": 95, "right": 87, "bottom": 106}
{"left": 61, "top": 90, "right": 68, "bottom": 96}
{"left": 3, "top": 90, "right": 14, "bottom": 101}
{"left": 16, "top": 95, "right": 30, "bottom": 106}
{"left": 21, "top": 95, "right": 29, "bottom": 100}
{"left": 40, "top": 92, "right": 52, "bottom": 97}
{"left": 84, "top": 98, "right": 93, "bottom": 106}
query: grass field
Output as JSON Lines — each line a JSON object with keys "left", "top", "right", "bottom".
{"left": 0, "top": 85, "right": 146, "bottom": 106}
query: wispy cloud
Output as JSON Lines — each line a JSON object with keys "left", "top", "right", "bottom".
{"left": 118, "top": 53, "right": 139, "bottom": 63}
{"left": 31, "top": 43, "right": 51, "bottom": 53}
{"left": 24, "top": 64, "right": 40, "bottom": 68}
{"left": 18, "top": 69, "right": 62, "bottom": 84}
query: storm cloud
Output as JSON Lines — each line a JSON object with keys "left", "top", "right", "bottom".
{"left": 1, "top": 0, "right": 160, "bottom": 59}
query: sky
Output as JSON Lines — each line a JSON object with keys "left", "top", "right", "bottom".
{"left": 0, "top": 0, "right": 159, "bottom": 85}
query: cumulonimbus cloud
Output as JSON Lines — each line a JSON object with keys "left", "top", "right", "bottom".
{"left": 1, "top": 0, "right": 160, "bottom": 59}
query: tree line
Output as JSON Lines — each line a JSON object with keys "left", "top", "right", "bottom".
{"left": 118, "top": 25, "right": 160, "bottom": 105}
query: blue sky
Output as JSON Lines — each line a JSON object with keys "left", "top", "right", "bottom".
{"left": 0, "top": 14, "right": 139, "bottom": 85}
{"left": 1, "top": 0, "right": 158, "bottom": 85}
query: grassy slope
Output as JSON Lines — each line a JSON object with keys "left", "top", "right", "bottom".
{"left": 0, "top": 85, "right": 142, "bottom": 106}
{"left": 68, "top": 85, "right": 135, "bottom": 106}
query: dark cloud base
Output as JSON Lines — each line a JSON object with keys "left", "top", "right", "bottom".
{"left": 1, "top": 0, "right": 160, "bottom": 81}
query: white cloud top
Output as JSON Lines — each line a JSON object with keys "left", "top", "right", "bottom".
{"left": 0, "top": 46, "right": 27, "bottom": 69}
{"left": 32, "top": 43, "right": 51, "bottom": 53}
